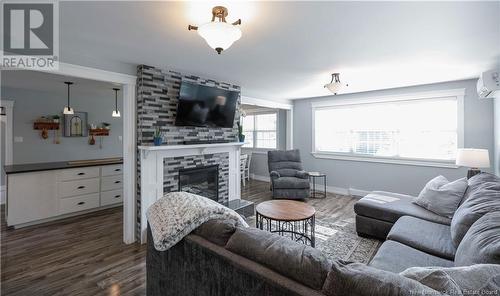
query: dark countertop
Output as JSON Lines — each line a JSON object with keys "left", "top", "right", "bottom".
{"left": 3, "top": 158, "right": 123, "bottom": 174}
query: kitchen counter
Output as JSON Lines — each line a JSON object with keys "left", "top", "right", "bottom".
{"left": 3, "top": 158, "right": 123, "bottom": 174}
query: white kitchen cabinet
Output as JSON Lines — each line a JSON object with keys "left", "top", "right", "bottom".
{"left": 6, "top": 163, "right": 123, "bottom": 227}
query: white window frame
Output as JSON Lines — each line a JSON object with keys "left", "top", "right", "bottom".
{"left": 243, "top": 111, "right": 279, "bottom": 152}
{"left": 311, "top": 89, "right": 465, "bottom": 168}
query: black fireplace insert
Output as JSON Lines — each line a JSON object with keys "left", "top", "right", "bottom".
{"left": 178, "top": 165, "right": 219, "bottom": 201}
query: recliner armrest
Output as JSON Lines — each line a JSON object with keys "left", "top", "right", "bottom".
{"left": 270, "top": 171, "right": 280, "bottom": 180}
{"left": 296, "top": 170, "right": 309, "bottom": 179}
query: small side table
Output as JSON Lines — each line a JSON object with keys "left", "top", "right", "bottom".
{"left": 309, "top": 172, "right": 326, "bottom": 198}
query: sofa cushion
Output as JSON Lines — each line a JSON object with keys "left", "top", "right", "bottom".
{"left": 354, "top": 191, "right": 451, "bottom": 225}
{"left": 268, "top": 150, "right": 303, "bottom": 172}
{"left": 461, "top": 173, "right": 500, "bottom": 205}
{"left": 369, "top": 240, "right": 454, "bottom": 273}
{"left": 414, "top": 176, "right": 468, "bottom": 218}
{"left": 226, "top": 227, "right": 331, "bottom": 290}
{"left": 193, "top": 219, "right": 236, "bottom": 246}
{"left": 273, "top": 177, "right": 310, "bottom": 189}
{"left": 401, "top": 264, "right": 500, "bottom": 295}
{"left": 322, "top": 260, "right": 440, "bottom": 296}
{"left": 387, "top": 216, "right": 456, "bottom": 260}
{"left": 455, "top": 211, "right": 500, "bottom": 266}
{"left": 450, "top": 183, "right": 500, "bottom": 247}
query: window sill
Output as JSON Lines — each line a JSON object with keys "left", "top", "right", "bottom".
{"left": 311, "top": 152, "right": 459, "bottom": 168}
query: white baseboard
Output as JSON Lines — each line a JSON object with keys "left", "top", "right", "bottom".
{"left": 250, "top": 174, "right": 370, "bottom": 198}
{"left": 250, "top": 174, "right": 270, "bottom": 182}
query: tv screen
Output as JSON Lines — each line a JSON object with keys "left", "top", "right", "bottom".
{"left": 175, "top": 82, "right": 239, "bottom": 128}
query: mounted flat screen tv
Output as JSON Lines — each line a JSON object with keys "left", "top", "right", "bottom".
{"left": 175, "top": 82, "right": 239, "bottom": 128}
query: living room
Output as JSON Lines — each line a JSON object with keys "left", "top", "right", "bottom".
{"left": 1, "top": 1, "right": 499, "bottom": 295}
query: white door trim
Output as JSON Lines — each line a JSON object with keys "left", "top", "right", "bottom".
{"left": 33, "top": 62, "right": 137, "bottom": 244}
{"left": 1, "top": 100, "right": 14, "bottom": 205}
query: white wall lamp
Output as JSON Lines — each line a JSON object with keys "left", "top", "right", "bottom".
{"left": 324, "top": 73, "right": 348, "bottom": 95}
{"left": 456, "top": 148, "right": 490, "bottom": 179}
{"left": 188, "top": 6, "right": 242, "bottom": 54}
{"left": 63, "top": 81, "right": 74, "bottom": 115}
{"left": 112, "top": 88, "right": 121, "bottom": 118}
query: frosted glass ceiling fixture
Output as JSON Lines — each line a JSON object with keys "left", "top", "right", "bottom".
{"left": 188, "top": 6, "right": 242, "bottom": 54}
{"left": 112, "top": 88, "right": 121, "bottom": 117}
{"left": 63, "top": 81, "right": 74, "bottom": 115}
{"left": 324, "top": 73, "right": 348, "bottom": 95}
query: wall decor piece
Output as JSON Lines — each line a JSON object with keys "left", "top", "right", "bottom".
{"left": 64, "top": 111, "right": 88, "bottom": 137}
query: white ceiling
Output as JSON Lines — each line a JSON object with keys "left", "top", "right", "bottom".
{"left": 13, "top": 2, "right": 500, "bottom": 101}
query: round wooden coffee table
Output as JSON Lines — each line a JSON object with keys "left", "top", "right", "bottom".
{"left": 255, "top": 200, "right": 316, "bottom": 247}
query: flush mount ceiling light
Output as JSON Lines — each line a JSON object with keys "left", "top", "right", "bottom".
{"left": 112, "top": 88, "right": 121, "bottom": 118}
{"left": 324, "top": 73, "right": 348, "bottom": 95}
{"left": 188, "top": 6, "right": 242, "bottom": 54}
{"left": 63, "top": 81, "right": 74, "bottom": 115}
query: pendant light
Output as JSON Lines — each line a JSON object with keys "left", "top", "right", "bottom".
{"left": 112, "top": 88, "right": 121, "bottom": 117}
{"left": 188, "top": 6, "right": 242, "bottom": 54}
{"left": 324, "top": 73, "right": 348, "bottom": 95}
{"left": 63, "top": 81, "right": 74, "bottom": 115}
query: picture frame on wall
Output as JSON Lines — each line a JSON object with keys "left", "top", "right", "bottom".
{"left": 64, "top": 111, "right": 88, "bottom": 137}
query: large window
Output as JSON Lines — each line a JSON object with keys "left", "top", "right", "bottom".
{"left": 313, "top": 93, "right": 463, "bottom": 164}
{"left": 243, "top": 113, "right": 277, "bottom": 149}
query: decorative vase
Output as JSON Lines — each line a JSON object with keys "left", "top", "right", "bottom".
{"left": 153, "top": 137, "right": 162, "bottom": 146}
{"left": 239, "top": 134, "right": 245, "bottom": 143}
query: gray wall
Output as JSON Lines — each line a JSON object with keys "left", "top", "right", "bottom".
{"left": 494, "top": 97, "right": 500, "bottom": 176}
{"left": 244, "top": 109, "right": 287, "bottom": 178}
{"left": 2, "top": 87, "right": 123, "bottom": 164}
{"left": 293, "top": 79, "right": 494, "bottom": 196}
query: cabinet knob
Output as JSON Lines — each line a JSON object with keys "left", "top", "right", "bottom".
{"left": 114, "top": 195, "right": 121, "bottom": 198}
{"left": 77, "top": 201, "right": 85, "bottom": 205}
{"left": 114, "top": 181, "right": 121, "bottom": 184}
{"left": 114, "top": 169, "right": 121, "bottom": 172}
{"left": 77, "top": 172, "right": 85, "bottom": 175}
{"left": 77, "top": 186, "right": 85, "bottom": 189}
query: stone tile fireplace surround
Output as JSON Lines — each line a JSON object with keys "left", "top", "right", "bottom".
{"left": 136, "top": 65, "right": 242, "bottom": 242}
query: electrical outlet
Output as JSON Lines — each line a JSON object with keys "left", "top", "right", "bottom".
{"left": 14, "top": 136, "right": 23, "bottom": 143}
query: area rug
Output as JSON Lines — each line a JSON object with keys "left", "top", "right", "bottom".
{"left": 246, "top": 214, "right": 381, "bottom": 264}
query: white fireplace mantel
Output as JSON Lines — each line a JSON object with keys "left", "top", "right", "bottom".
{"left": 138, "top": 142, "right": 244, "bottom": 243}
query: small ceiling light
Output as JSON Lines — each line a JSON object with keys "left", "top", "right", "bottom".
{"left": 112, "top": 88, "right": 121, "bottom": 118}
{"left": 188, "top": 6, "right": 242, "bottom": 54}
{"left": 63, "top": 81, "right": 74, "bottom": 115}
{"left": 324, "top": 73, "right": 348, "bottom": 95}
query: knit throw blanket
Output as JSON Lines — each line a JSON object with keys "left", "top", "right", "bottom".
{"left": 147, "top": 191, "right": 249, "bottom": 251}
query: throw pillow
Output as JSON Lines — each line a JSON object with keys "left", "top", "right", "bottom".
{"left": 321, "top": 260, "right": 441, "bottom": 296}
{"left": 193, "top": 218, "right": 237, "bottom": 246}
{"left": 450, "top": 184, "right": 500, "bottom": 247}
{"left": 454, "top": 211, "right": 500, "bottom": 266}
{"left": 226, "top": 227, "right": 331, "bottom": 290}
{"left": 414, "top": 176, "right": 468, "bottom": 218}
{"left": 401, "top": 264, "right": 500, "bottom": 295}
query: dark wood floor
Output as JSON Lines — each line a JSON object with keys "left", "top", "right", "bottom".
{"left": 1, "top": 180, "right": 358, "bottom": 295}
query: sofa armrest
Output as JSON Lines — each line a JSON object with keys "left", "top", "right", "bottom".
{"left": 296, "top": 171, "right": 309, "bottom": 179}
{"left": 270, "top": 171, "right": 281, "bottom": 180}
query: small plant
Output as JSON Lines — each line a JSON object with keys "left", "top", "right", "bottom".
{"left": 237, "top": 122, "right": 245, "bottom": 143}
{"left": 153, "top": 127, "right": 163, "bottom": 146}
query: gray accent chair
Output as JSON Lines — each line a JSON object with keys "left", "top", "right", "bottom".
{"left": 267, "top": 149, "right": 309, "bottom": 199}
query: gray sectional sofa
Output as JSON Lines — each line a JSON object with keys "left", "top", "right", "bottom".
{"left": 147, "top": 173, "right": 500, "bottom": 295}
{"left": 357, "top": 173, "right": 500, "bottom": 272}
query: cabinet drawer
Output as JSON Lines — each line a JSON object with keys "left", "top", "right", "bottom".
{"left": 101, "top": 164, "right": 123, "bottom": 176}
{"left": 101, "top": 175, "right": 123, "bottom": 191}
{"left": 58, "top": 178, "right": 100, "bottom": 198}
{"left": 59, "top": 193, "right": 100, "bottom": 215}
{"left": 101, "top": 189, "right": 123, "bottom": 206}
{"left": 57, "top": 167, "right": 100, "bottom": 181}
